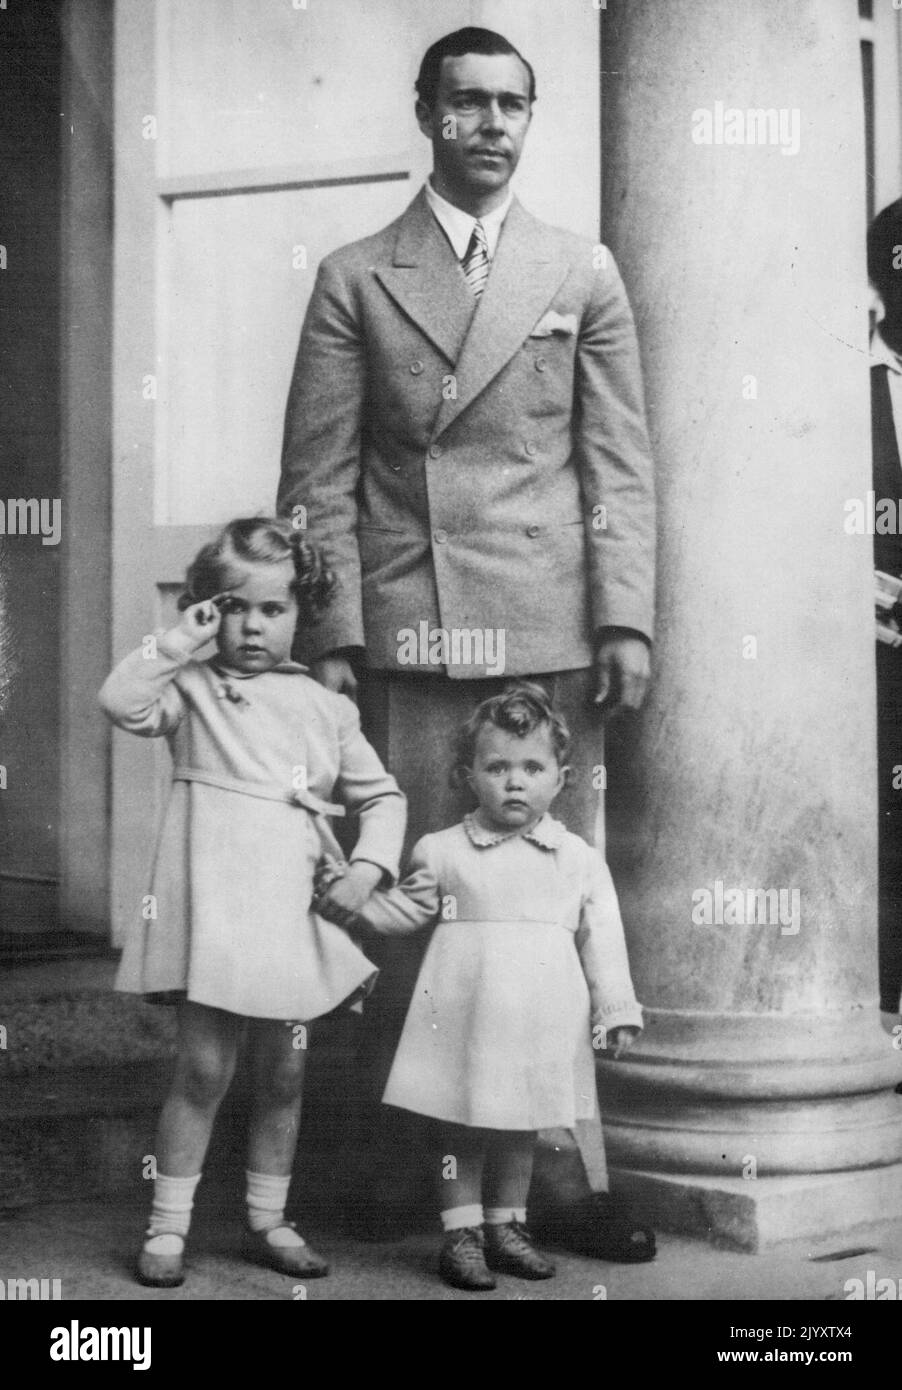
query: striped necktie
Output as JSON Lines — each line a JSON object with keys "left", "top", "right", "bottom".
{"left": 462, "top": 220, "right": 490, "bottom": 298}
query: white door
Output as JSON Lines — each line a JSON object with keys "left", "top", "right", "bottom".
{"left": 109, "top": 0, "right": 602, "bottom": 941}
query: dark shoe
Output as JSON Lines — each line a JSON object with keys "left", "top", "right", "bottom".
{"left": 438, "top": 1226, "right": 497, "bottom": 1291}
{"left": 136, "top": 1233, "right": 185, "bottom": 1288}
{"left": 533, "top": 1191, "right": 656, "bottom": 1263}
{"left": 244, "top": 1223, "right": 330, "bottom": 1277}
{"left": 484, "top": 1220, "right": 555, "bottom": 1279}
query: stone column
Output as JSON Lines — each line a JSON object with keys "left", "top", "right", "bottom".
{"left": 599, "top": 0, "right": 902, "bottom": 1249}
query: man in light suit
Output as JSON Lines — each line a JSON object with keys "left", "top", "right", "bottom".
{"left": 278, "top": 27, "right": 656, "bottom": 1259}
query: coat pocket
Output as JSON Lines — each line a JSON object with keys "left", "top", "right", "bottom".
{"left": 358, "top": 526, "right": 430, "bottom": 584}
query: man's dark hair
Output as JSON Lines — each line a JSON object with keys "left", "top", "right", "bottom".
{"left": 415, "top": 27, "right": 536, "bottom": 110}
{"left": 868, "top": 197, "right": 902, "bottom": 303}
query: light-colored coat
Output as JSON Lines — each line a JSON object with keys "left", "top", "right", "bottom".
{"left": 99, "top": 641, "right": 406, "bottom": 1020}
{"left": 279, "top": 190, "right": 656, "bottom": 677}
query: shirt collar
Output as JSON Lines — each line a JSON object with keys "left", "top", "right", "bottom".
{"left": 462, "top": 811, "right": 567, "bottom": 851}
{"left": 424, "top": 178, "right": 513, "bottom": 262}
{"left": 871, "top": 325, "right": 902, "bottom": 376}
{"left": 208, "top": 658, "right": 309, "bottom": 681}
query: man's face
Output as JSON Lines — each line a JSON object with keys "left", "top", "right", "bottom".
{"left": 417, "top": 52, "right": 532, "bottom": 205}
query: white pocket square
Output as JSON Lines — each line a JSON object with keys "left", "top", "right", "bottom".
{"left": 529, "top": 310, "right": 578, "bottom": 338}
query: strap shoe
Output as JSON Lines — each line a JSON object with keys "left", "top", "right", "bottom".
{"left": 244, "top": 1222, "right": 330, "bottom": 1277}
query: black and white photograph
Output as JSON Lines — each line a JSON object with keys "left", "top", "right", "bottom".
{"left": 1, "top": 0, "right": 902, "bottom": 1339}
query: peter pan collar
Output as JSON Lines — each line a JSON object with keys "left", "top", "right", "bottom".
{"left": 208, "top": 658, "right": 309, "bottom": 681}
{"left": 463, "top": 812, "right": 567, "bottom": 851}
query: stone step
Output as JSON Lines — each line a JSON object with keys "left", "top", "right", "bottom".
{"left": 1, "top": 1045, "right": 361, "bottom": 1209}
{"left": 1, "top": 1061, "right": 171, "bottom": 1120}
{"left": 0, "top": 958, "right": 364, "bottom": 1209}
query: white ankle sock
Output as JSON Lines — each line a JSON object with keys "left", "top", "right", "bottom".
{"left": 146, "top": 1172, "right": 201, "bottom": 1241}
{"left": 440, "top": 1204, "right": 484, "bottom": 1232}
{"left": 484, "top": 1206, "right": 526, "bottom": 1226}
{"left": 245, "top": 1170, "right": 304, "bottom": 1246}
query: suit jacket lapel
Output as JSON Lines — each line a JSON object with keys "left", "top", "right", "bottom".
{"left": 374, "top": 189, "right": 476, "bottom": 366}
{"left": 432, "top": 199, "right": 571, "bottom": 438}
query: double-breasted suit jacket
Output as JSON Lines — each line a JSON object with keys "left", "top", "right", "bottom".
{"left": 278, "top": 189, "right": 656, "bottom": 678}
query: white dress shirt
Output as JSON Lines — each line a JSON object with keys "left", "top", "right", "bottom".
{"left": 871, "top": 324, "right": 902, "bottom": 464}
{"left": 424, "top": 177, "right": 513, "bottom": 262}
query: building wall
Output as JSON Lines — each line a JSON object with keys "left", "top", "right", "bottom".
{"left": 0, "top": 0, "right": 63, "bottom": 936}
{"left": 865, "top": 0, "right": 902, "bottom": 216}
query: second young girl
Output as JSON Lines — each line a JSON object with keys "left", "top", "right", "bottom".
{"left": 319, "top": 682, "right": 643, "bottom": 1291}
{"left": 100, "top": 516, "right": 405, "bottom": 1287}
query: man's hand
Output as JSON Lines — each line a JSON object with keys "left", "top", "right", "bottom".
{"left": 594, "top": 632, "right": 651, "bottom": 718}
{"left": 311, "top": 655, "right": 357, "bottom": 700}
{"left": 315, "top": 860, "right": 382, "bottom": 928}
{"left": 606, "top": 1025, "right": 641, "bottom": 1060}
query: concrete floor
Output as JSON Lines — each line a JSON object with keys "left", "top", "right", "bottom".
{"left": 3, "top": 960, "right": 900, "bottom": 1305}
{"left": 2, "top": 1191, "right": 901, "bottom": 1302}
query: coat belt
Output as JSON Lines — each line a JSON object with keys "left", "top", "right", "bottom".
{"left": 172, "top": 765, "right": 348, "bottom": 862}
{"left": 172, "top": 765, "right": 345, "bottom": 815}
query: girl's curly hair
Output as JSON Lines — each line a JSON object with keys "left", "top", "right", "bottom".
{"left": 450, "top": 680, "right": 571, "bottom": 788}
{"left": 177, "top": 516, "right": 336, "bottom": 623}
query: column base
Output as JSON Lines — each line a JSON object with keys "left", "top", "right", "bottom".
{"left": 610, "top": 1163, "right": 902, "bottom": 1253}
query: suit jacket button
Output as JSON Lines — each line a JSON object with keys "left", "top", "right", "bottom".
{"left": 433, "top": 528, "right": 448, "bottom": 544}
{"left": 526, "top": 524, "right": 541, "bottom": 538}
{"left": 410, "top": 360, "right": 424, "bottom": 375}
{"left": 534, "top": 357, "right": 547, "bottom": 372}
{"left": 525, "top": 441, "right": 538, "bottom": 456}
{"left": 429, "top": 444, "right": 442, "bottom": 459}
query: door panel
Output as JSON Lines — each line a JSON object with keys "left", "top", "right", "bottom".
{"left": 160, "top": 0, "right": 434, "bottom": 176}
{"left": 110, "top": 0, "right": 601, "bottom": 942}
{"left": 164, "top": 181, "right": 409, "bottom": 526}
{"left": 0, "top": 0, "right": 63, "bottom": 939}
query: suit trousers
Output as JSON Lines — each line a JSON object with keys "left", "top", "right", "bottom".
{"left": 348, "top": 665, "right": 611, "bottom": 1213}
{"left": 877, "top": 644, "right": 902, "bottom": 1014}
